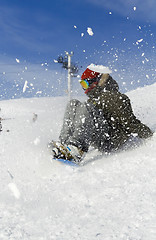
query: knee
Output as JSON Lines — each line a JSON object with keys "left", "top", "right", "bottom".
{"left": 69, "top": 99, "right": 81, "bottom": 107}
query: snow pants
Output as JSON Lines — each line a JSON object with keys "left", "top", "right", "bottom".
{"left": 59, "top": 99, "right": 112, "bottom": 152}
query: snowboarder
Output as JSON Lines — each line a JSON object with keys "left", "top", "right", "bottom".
{"left": 50, "top": 64, "right": 153, "bottom": 162}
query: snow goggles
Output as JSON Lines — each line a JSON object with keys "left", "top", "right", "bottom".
{"left": 80, "top": 75, "right": 102, "bottom": 90}
{"left": 80, "top": 79, "right": 90, "bottom": 90}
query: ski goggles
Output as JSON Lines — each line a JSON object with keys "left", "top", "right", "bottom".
{"left": 80, "top": 79, "right": 90, "bottom": 90}
{"left": 80, "top": 75, "right": 102, "bottom": 90}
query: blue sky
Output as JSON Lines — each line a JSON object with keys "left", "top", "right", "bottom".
{"left": 0, "top": 0, "right": 156, "bottom": 99}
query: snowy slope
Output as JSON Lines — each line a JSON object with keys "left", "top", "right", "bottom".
{"left": 0, "top": 83, "right": 156, "bottom": 240}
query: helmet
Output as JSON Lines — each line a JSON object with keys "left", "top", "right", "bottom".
{"left": 80, "top": 64, "right": 112, "bottom": 93}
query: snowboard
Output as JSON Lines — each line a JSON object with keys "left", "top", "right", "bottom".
{"left": 53, "top": 157, "right": 80, "bottom": 167}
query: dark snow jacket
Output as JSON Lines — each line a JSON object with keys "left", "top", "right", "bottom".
{"left": 87, "top": 76, "right": 153, "bottom": 150}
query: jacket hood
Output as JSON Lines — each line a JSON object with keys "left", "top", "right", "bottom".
{"left": 98, "top": 74, "right": 119, "bottom": 92}
{"left": 86, "top": 74, "right": 119, "bottom": 98}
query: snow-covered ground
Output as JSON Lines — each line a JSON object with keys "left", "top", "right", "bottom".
{"left": 0, "top": 83, "right": 156, "bottom": 240}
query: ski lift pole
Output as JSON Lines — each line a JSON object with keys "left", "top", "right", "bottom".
{"left": 65, "top": 51, "right": 73, "bottom": 100}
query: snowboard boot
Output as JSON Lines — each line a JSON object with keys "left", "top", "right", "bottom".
{"left": 48, "top": 140, "right": 84, "bottom": 162}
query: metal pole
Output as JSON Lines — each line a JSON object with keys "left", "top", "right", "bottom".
{"left": 65, "top": 51, "right": 73, "bottom": 100}
{"left": 68, "top": 54, "right": 71, "bottom": 100}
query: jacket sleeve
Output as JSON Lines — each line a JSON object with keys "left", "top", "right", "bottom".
{"left": 118, "top": 94, "right": 153, "bottom": 139}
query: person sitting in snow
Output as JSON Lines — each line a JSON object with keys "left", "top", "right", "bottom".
{"left": 50, "top": 64, "right": 153, "bottom": 162}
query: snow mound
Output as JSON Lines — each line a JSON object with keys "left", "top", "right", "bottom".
{"left": 0, "top": 84, "right": 156, "bottom": 239}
